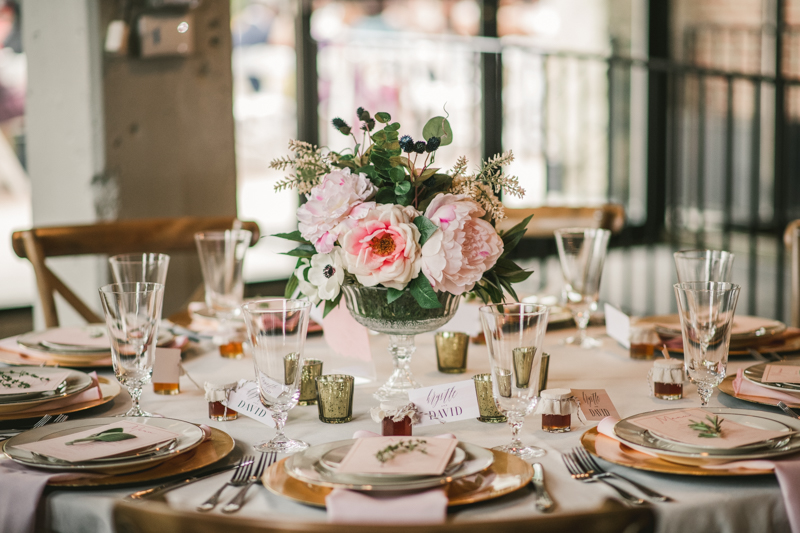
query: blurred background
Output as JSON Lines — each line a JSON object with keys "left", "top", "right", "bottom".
{"left": 1, "top": 0, "right": 798, "bottom": 331}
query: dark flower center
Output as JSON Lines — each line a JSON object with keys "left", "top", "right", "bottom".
{"left": 370, "top": 235, "right": 396, "bottom": 256}
{"left": 323, "top": 265, "right": 335, "bottom": 279}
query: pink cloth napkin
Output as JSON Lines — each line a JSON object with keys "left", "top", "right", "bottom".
{"left": 732, "top": 368, "right": 800, "bottom": 405}
{"left": 596, "top": 417, "right": 657, "bottom": 458}
{"left": 19, "top": 371, "right": 103, "bottom": 413}
{"left": 324, "top": 431, "right": 456, "bottom": 524}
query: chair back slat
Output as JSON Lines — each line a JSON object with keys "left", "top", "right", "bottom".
{"left": 786, "top": 219, "right": 800, "bottom": 328}
{"left": 497, "top": 204, "right": 625, "bottom": 238}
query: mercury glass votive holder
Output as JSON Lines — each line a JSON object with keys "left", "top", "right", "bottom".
{"left": 473, "top": 374, "right": 507, "bottom": 423}
{"left": 538, "top": 352, "right": 551, "bottom": 392}
{"left": 434, "top": 332, "right": 469, "bottom": 373}
{"left": 298, "top": 359, "right": 323, "bottom": 406}
{"left": 316, "top": 375, "right": 354, "bottom": 424}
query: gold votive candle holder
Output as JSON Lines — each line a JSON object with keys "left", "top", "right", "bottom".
{"left": 512, "top": 346, "right": 536, "bottom": 388}
{"left": 473, "top": 373, "right": 507, "bottom": 423}
{"left": 539, "top": 352, "right": 551, "bottom": 392}
{"left": 434, "top": 331, "right": 469, "bottom": 373}
{"left": 316, "top": 374, "right": 354, "bottom": 423}
{"left": 283, "top": 352, "right": 299, "bottom": 385}
{"left": 298, "top": 359, "right": 323, "bottom": 406}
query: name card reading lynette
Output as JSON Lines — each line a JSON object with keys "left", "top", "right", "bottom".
{"left": 408, "top": 380, "right": 481, "bottom": 427}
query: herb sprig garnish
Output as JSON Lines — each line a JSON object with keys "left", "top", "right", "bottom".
{"left": 65, "top": 428, "right": 137, "bottom": 445}
{"left": 0, "top": 370, "right": 51, "bottom": 389}
{"left": 688, "top": 415, "right": 723, "bottom": 438}
{"left": 375, "top": 439, "right": 428, "bottom": 464}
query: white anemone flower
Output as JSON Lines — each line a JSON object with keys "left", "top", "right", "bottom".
{"left": 307, "top": 248, "right": 346, "bottom": 301}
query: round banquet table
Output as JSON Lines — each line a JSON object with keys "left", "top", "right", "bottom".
{"left": 29, "top": 326, "right": 791, "bottom": 533}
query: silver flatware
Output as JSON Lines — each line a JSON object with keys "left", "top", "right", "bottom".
{"left": 531, "top": 463, "right": 554, "bottom": 512}
{"left": 778, "top": 401, "right": 800, "bottom": 419}
{"left": 222, "top": 451, "right": 276, "bottom": 514}
{"left": 573, "top": 447, "right": 671, "bottom": 502}
{"left": 125, "top": 462, "right": 241, "bottom": 500}
{"left": 197, "top": 456, "right": 254, "bottom": 512}
{"left": 562, "top": 451, "right": 645, "bottom": 506}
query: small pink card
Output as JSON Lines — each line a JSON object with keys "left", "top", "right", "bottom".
{"left": 17, "top": 420, "right": 180, "bottom": 462}
{"left": 629, "top": 408, "right": 788, "bottom": 449}
{"left": 761, "top": 364, "right": 800, "bottom": 384}
{"left": 571, "top": 389, "right": 621, "bottom": 421}
{"left": 152, "top": 348, "right": 181, "bottom": 385}
{"left": 0, "top": 369, "right": 72, "bottom": 395}
{"left": 336, "top": 437, "right": 458, "bottom": 475}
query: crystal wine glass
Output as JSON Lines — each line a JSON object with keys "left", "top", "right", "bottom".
{"left": 673, "top": 250, "right": 734, "bottom": 283}
{"left": 109, "top": 253, "right": 170, "bottom": 285}
{"left": 554, "top": 228, "right": 611, "bottom": 348}
{"left": 241, "top": 298, "right": 311, "bottom": 453}
{"left": 674, "top": 282, "right": 740, "bottom": 405}
{"left": 194, "top": 230, "right": 252, "bottom": 319}
{"left": 479, "top": 303, "right": 550, "bottom": 459}
{"left": 99, "top": 282, "right": 165, "bottom": 417}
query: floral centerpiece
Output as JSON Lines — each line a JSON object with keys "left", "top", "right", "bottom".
{"left": 272, "top": 108, "right": 534, "bottom": 399}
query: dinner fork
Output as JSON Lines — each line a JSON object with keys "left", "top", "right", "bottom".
{"left": 572, "top": 447, "right": 671, "bottom": 502}
{"left": 778, "top": 402, "right": 800, "bottom": 419}
{"left": 222, "top": 451, "right": 277, "bottom": 514}
{"left": 562, "top": 451, "right": 645, "bottom": 505}
{"left": 197, "top": 456, "right": 254, "bottom": 512}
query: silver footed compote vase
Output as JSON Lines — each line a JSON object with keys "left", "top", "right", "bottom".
{"left": 342, "top": 284, "right": 460, "bottom": 401}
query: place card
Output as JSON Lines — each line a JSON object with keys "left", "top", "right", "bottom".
{"left": 571, "top": 389, "right": 621, "bottom": 421}
{"left": 152, "top": 348, "right": 182, "bottom": 385}
{"left": 629, "top": 408, "right": 789, "bottom": 449}
{"left": 0, "top": 369, "right": 71, "bottom": 395}
{"left": 16, "top": 420, "right": 180, "bottom": 462}
{"left": 336, "top": 437, "right": 458, "bottom": 475}
{"left": 222, "top": 380, "right": 276, "bottom": 428}
{"left": 761, "top": 364, "right": 800, "bottom": 384}
{"left": 604, "top": 304, "right": 631, "bottom": 349}
{"left": 408, "top": 380, "right": 481, "bottom": 427}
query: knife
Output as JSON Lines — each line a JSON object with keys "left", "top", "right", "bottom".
{"left": 531, "top": 463, "right": 554, "bottom": 512}
{"left": 125, "top": 461, "right": 240, "bottom": 501}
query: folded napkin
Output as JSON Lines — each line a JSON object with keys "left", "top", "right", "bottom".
{"left": 19, "top": 371, "right": 103, "bottom": 413}
{"left": 596, "top": 417, "right": 656, "bottom": 458}
{"left": 325, "top": 431, "right": 456, "bottom": 524}
{"left": 732, "top": 368, "right": 800, "bottom": 405}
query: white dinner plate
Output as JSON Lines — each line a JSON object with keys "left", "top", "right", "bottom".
{"left": 17, "top": 328, "right": 175, "bottom": 362}
{"left": 0, "top": 368, "right": 93, "bottom": 414}
{"left": 285, "top": 439, "right": 494, "bottom": 491}
{"left": 743, "top": 361, "right": 800, "bottom": 392}
{"left": 614, "top": 407, "right": 800, "bottom": 466}
{"left": 2, "top": 416, "right": 205, "bottom": 474}
{"left": 317, "top": 444, "right": 467, "bottom": 481}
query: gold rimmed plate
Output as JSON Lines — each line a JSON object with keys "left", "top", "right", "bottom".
{"left": 743, "top": 361, "right": 800, "bottom": 392}
{"left": 718, "top": 374, "right": 800, "bottom": 408}
{"left": 0, "top": 376, "right": 121, "bottom": 421}
{"left": 581, "top": 427, "right": 773, "bottom": 476}
{"left": 0, "top": 368, "right": 93, "bottom": 414}
{"left": 264, "top": 448, "right": 532, "bottom": 507}
{"left": 639, "top": 314, "right": 786, "bottom": 341}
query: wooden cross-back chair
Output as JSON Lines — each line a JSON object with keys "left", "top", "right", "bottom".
{"left": 786, "top": 219, "right": 800, "bottom": 328}
{"left": 12, "top": 217, "right": 261, "bottom": 328}
{"left": 113, "top": 499, "right": 655, "bottom": 533}
{"left": 498, "top": 204, "right": 626, "bottom": 238}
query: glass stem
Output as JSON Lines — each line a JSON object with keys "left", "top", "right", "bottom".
{"left": 272, "top": 411, "right": 288, "bottom": 440}
{"left": 128, "top": 385, "right": 142, "bottom": 411}
{"left": 698, "top": 383, "right": 713, "bottom": 406}
{"left": 508, "top": 415, "right": 523, "bottom": 448}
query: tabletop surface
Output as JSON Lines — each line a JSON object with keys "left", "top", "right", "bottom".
{"left": 17, "top": 325, "right": 793, "bottom": 533}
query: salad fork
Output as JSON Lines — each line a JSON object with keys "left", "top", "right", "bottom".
{"left": 572, "top": 447, "right": 671, "bottom": 502}
{"left": 562, "top": 451, "right": 645, "bottom": 505}
{"left": 197, "top": 456, "right": 254, "bottom": 512}
{"left": 222, "top": 451, "right": 276, "bottom": 514}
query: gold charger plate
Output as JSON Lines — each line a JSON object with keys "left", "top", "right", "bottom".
{"left": 263, "top": 448, "right": 532, "bottom": 507}
{"left": 47, "top": 427, "right": 235, "bottom": 488}
{"left": 0, "top": 346, "right": 112, "bottom": 368}
{"left": 717, "top": 374, "right": 800, "bottom": 408}
{"left": 639, "top": 314, "right": 786, "bottom": 341}
{"left": 581, "top": 427, "right": 773, "bottom": 476}
{"left": 0, "top": 376, "right": 121, "bottom": 421}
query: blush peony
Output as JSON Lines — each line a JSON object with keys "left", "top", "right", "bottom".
{"left": 421, "top": 194, "right": 503, "bottom": 294}
{"left": 297, "top": 169, "right": 377, "bottom": 253}
{"left": 340, "top": 204, "right": 422, "bottom": 290}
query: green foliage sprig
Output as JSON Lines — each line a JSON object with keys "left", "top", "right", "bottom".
{"left": 688, "top": 415, "right": 723, "bottom": 438}
{"left": 0, "top": 370, "right": 50, "bottom": 389}
{"left": 66, "top": 428, "right": 138, "bottom": 445}
{"left": 375, "top": 438, "right": 428, "bottom": 464}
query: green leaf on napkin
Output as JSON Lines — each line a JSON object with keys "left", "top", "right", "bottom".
{"left": 65, "top": 428, "right": 138, "bottom": 446}
{"left": 688, "top": 415, "right": 723, "bottom": 438}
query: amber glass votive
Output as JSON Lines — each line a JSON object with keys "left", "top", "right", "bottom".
{"left": 473, "top": 373, "right": 507, "bottom": 423}
{"left": 435, "top": 332, "right": 469, "bottom": 373}
{"left": 316, "top": 375, "right": 354, "bottom": 423}
{"left": 298, "top": 359, "right": 323, "bottom": 406}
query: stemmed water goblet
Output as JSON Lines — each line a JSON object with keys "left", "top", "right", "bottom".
{"left": 674, "top": 282, "right": 740, "bottom": 406}
{"left": 554, "top": 228, "right": 611, "bottom": 348}
{"left": 673, "top": 250, "right": 734, "bottom": 283}
{"left": 241, "top": 298, "right": 311, "bottom": 453}
{"left": 479, "top": 303, "right": 549, "bottom": 459}
{"left": 98, "top": 282, "right": 165, "bottom": 417}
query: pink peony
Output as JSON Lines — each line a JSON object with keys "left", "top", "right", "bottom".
{"left": 421, "top": 194, "right": 503, "bottom": 294}
{"left": 297, "top": 169, "right": 377, "bottom": 253}
{"left": 340, "top": 204, "right": 422, "bottom": 290}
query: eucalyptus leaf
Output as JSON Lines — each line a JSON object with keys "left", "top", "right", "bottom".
{"left": 376, "top": 188, "right": 396, "bottom": 204}
{"left": 422, "top": 116, "right": 453, "bottom": 147}
{"left": 375, "top": 112, "right": 391, "bottom": 123}
{"left": 395, "top": 181, "right": 412, "bottom": 195}
{"left": 409, "top": 275, "right": 442, "bottom": 309}
{"left": 389, "top": 167, "right": 406, "bottom": 183}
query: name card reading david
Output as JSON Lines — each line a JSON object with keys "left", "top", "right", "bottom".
{"left": 223, "top": 380, "right": 276, "bottom": 427}
{"left": 571, "top": 389, "right": 620, "bottom": 421}
{"left": 408, "top": 380, "right": 480, "bottom": 427}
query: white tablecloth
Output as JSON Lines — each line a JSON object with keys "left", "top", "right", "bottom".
{"left": 30, "top": 327, "right": 793, "bottom": 532}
